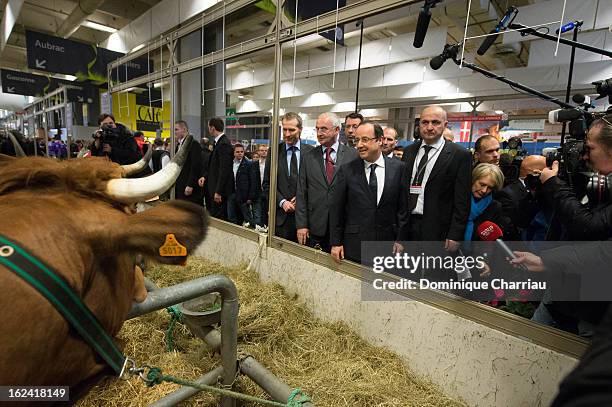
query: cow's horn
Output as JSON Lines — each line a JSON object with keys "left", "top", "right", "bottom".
{"left": 8, "top": 133, "right": 26, "bottom": 157}
{"left": 120, "top": 144, "right": 153, "bottom": 176}
{"left": 105, "top": 135, "right": 192, "bottom": 203}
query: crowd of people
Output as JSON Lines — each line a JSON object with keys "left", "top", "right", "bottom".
{"left": 5, "top": 107, "right": 611, "bottom": 338}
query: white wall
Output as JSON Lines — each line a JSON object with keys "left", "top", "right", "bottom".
{"left": 196, "top": 227, "right": 579, "bottom": 407}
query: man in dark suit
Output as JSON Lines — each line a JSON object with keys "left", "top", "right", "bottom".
{"left": 296, "top": 113, "right": 358, "bottom": 252}
{"left": 496, "top": 155, "right": 547, "bottom": 240}
{"left": 473, "top": 134, "right": 500, "bottom": 166}
{"left": 252, "top": 144, "right": 268, "bottom": 228}
{"left": 402, "top": 105, "right": 472, "bottom": 253}
{"left": 173, "top": 120, "right": 203, "bottom": 205}
{"left": 227, "top": 144, "right": 258, "bottom": 226}
{"left": 330, "top": 121, "right": 409, "bottom": 264}
{"left": 262, "top": 112, "right": 314, "bottom": 242}
{"left": 205, "top": 117, "right": 233, "bottom": 220}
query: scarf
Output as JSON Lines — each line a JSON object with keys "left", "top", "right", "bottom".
{"left": 463, "top": 194, "right": 493, "bottom": 245}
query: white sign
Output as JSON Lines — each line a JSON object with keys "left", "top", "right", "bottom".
{"left": 508, "top": 119, "right": 545, "bottom": 131}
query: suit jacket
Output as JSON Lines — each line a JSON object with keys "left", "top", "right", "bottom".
{"left": 262, "top": 141, "right": 314, "bottom": 226}
{"left": 402, "top": 139, "right": 472, "bottom": 241}
{"left": 329, "top": 156, "right": 410, "bottom": 263}
{"left": 201, "top": 147, "right": 211, "bottom": 179}
{"left": 295, "top": 143, "right": 358, "bottom": 236}
{"left": 233, "top": 159, "right": 258, "bottom": 203}
{"left": 175, "top": 137, "right": 203, "bottom": 203}
{"left": 496, "top": 180, "right": 540, "bottom": 240}
{"left": 206, "top": 134, "right": 233, "bottom": 198}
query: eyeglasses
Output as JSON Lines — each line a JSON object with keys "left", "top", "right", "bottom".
{"left": 355, "top": 136, "right": 377, "bottom": 144}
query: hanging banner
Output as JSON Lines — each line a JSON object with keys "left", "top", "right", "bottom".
{"left": 26, "top": 30, "right": 151, "bottom": 82}
{"left": 448, "top": 115, "right": 503, "bottom": 122}
{"left": 1, "top": 68, "right": 97, "bottom": 102}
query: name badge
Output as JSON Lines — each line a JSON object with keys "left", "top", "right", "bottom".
{"left": 410, "top": 185, "right": 423, "bottom": 195}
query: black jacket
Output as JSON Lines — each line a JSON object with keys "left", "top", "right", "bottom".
{"left": 329, "top": 156, "right": 410, "bottom": 263}
{"left": 402, "top": 139, "right": 472, "bottom": 241}
{"left": 90, "top": 123, "right": 140, "bottom": 165}
{"left": 207, "top": 134, "right": 234, "bottom": 198}
{"left": 542, "top": 176, "right": 612, "bottom": 240}
{"left": 175, "top": 137, "right": 203, "bottom": 204}
{"left": 496, "top": 180, "right": 542, "bottom": 240}
{"left": 470, "top": 199, "right": 511, "bottom": 241}
{"left": 201, "top": 147, "right": 211, "bottom": 179}
{"left": 233, "top": 159, "right": 258, "bottom": 203}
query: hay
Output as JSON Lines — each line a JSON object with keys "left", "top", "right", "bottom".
{"left": 78, "top": 258, "right": 466, "bottom": 407}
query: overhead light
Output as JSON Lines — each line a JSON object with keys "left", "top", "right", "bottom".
{"left": 60, "top": 74, "right": 77, "bottom": 81}
{"left": 81, "top": 20, "right": 117, "bottom": 33}
{"left": 495, "top": 110, "right": 504, "bottom": 114}
{"left": 131, "top": 44, "right": 146, "bottom": 53}
{"left": 238, "top": 95, "right": 245, "bottom": 99}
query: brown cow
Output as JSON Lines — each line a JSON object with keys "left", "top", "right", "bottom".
{"left": 0, "top": 141, "right": 206, "bottom": 398}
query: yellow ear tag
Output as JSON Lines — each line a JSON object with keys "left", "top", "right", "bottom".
{"left": 159, "top": 234, "right": 188, "bottom": 257}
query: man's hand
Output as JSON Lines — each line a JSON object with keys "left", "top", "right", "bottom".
{"left": 511, "top": 251, "right": 546, "bottom": 272}
{"left": 290, "top": 196, "right": 297, "bottom": 205}
{"left": 198, "top": 177, "right": 205, "bottom": 187}
{"left": 184, "top": 186, "right": 193, "bottom": 196}
{"left": 540, "top": 160, "right": 559, "bottom": 183}
{"left": 331, "top": 245, "right": 344, "bottom": 263}
{"left": 102, "top": 143, "right": 112, "bottom": 153}
{"left": 445, "top": 239, "right": 460, "bottom": 252}
{"left": 297, "top": 228, "right": 309, "bottom": 245}
{"left": 214, "top": 193, "right": 222, "bottom": 204}
{"left": 281, "top": 201, "right": 295, "bottom": 213}
{"left": 479, "top": 262, "right": 492, "bottom": 278}
{"left": 392, "top": 242, "right": 404, "bottom": 254}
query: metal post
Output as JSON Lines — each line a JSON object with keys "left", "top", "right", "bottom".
{"left": 148, "top": 366, "right": 224, "bottom": 407}
{"left": 240, "top": 356, "right": 314, "bottom": 406}
{"left": 560, "top": 25, "right": 580, "bottom": 146}
{"left": 267, "top": 0, "right": 284, "bottom": 246}
{"left": 354, "top": 19, "right": 364, "bottom": 112}
{"left": 127, "top": 275, "right": 238, "bottom": 407}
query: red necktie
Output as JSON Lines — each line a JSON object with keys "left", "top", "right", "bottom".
{"left": 325, "top": 147, "right": 334, "bottom": 184}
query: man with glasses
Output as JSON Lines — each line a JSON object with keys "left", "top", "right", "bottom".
{"left": 343, "top": 112, "right": 364, "bottom": 148}
{"left": 329, "top": 121, "right": 409, "bottom": 263}
{"left": 262, "top": 112, "right": 314, "bottom": 242}
{"left": 402, "top": 105, "right": 471, "bottom": 258}
{"left": 296, "top": 113, "right": 358, "bottom": 252}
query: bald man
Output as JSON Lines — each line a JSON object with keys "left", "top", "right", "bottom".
{"left": 496, "top": 155, "right": 547, "bottom": 239}
{"left": 402, "top": 105, "right": 472, "bottom": 264}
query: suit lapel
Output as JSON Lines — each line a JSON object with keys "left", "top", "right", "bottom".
{"left": 313, "top": 145, "right": 327, "bottom": 184}
{"left": 378, "top": 157, "right": 394, "bottom": 207}
{"left": 427, "top": 139, "right": 451, "bottom": 183}
{"left": 279, "top": 143, "right": 289, "bottom": 178}
{"left": 404, "top": 141, "right": 420, "bottom": 182}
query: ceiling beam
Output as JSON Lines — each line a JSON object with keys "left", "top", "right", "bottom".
{"left": 1, "top": 0, "right": 25, "bottom": 53}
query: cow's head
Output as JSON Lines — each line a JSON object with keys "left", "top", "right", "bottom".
{"left": 0, "top": 137, "right": 207, "bottom": 393}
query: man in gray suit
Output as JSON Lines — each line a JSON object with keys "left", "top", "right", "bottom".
{"left": 262, "top": 112, "right": 314, "bottom": 242}
{"left": 296, "top": 113, "right": 358, "bottom": 252}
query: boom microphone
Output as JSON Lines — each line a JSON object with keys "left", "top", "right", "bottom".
{"left": 555, "top": 20, "right": 583, "bottom": 34}
{"left": 413, "top": 0, "right": 440, "bottom": 48}
{"left": 477, "top": 221, "right": 527, "bottom": 271}
{"left": 429, "top": 43, "right": 460, "bottom": 70}
{"left": 477, "top": 6, "right": 518, "bottom": 56}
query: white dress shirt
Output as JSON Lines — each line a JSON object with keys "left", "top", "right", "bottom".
{"left": 259, "top": 160, "right": 266, "bottom": 187}
{"left": 411, "top": 136, "right": 446, "bottom": 215}
{"left": 214, "top": 133, "right": 224, "bottom": 145}
{"left": 364, "top": 153, "right": 386, "bottom": 205}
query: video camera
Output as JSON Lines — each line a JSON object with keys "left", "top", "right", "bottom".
{"left": 93, "top": 124, "right": 121, "bottom": 146}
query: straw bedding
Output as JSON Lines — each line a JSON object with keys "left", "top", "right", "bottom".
{"left": 78, "top": 257, "right": 466, "bottom": 407}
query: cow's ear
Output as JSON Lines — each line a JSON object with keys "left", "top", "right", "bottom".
{"left": 92, "top": 200, "right": 207, "bottom": 263}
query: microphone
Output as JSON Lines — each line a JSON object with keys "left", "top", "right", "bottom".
{"left": 548, "top": 108, "right": 583, "bottom": 124}
{"left": 555, "top": 20, "right": 583, "bottom": 34}
{"left": 477, "top": 6, "right": 518, "bottom": 56}
{"left": 413, "top": 0, "right": 440, "bottom": 48}
{"left": 476, "top": 221, "right": 527, "bottom": 271}
{"left": 429, "top": 43, "right": 460, "bottom": 70}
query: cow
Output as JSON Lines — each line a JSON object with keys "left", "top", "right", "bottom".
{"left": 0, "top": 136, "right": 207, "bottom": 399}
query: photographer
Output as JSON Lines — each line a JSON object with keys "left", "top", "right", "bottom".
{"left": 90, "top": 113, "right": 140, "bottom": 165}
{"left": 540, "top": 114, "right": 612, "bottom": 240}
{"left": 533, "top": 114, "right": 612, "bottom": 333}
